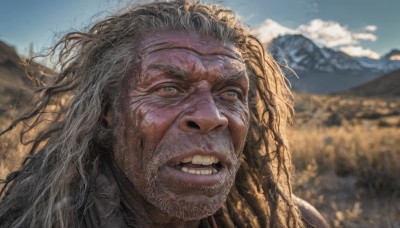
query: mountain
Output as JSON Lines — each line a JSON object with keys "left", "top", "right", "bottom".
{"left": 344, "top": 69, "right": 400, "bottom": 98}
{"left": 0, "top": 41, "right": 32, "bottom": 113}
{"left": 267, "top": 34, "right": 400, "bottom": 93}
{"left": 268, "top": 34, "right": 365, "bottom": 72}
{"left": 0, "top": 41, "right": 31, "bottom": 87}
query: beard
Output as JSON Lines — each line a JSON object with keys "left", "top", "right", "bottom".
{"left": 141, "top": 154, "right": 241, "bottom": 220}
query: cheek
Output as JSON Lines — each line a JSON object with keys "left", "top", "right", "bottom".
{"left": 135, "top": 103, "right": 185, "bottom": 158}
{"left": 113, "top": 108, "right": 142, "bottom": 178}
{"left": 139, "top": 105, "right": 181, "bottom": 148}
{"left": 223, "top": 105, "right": 250, "bottom": 153}
{"left": 115, "top": 100, "right": 183, "bottom": 166}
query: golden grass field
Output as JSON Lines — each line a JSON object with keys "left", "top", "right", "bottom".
{"left": 291, "top": 93, "right": 400, "bottom": 227}
{"left": 1, "top": 92, "right": 399, "bottom": 227}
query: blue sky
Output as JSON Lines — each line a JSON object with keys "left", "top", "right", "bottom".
{"left": 1, "top": 0, "right": 399, "bottom": 59}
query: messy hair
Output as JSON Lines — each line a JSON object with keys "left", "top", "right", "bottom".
{"left": 0, "top": 0, "right": 301, "bottom": 227}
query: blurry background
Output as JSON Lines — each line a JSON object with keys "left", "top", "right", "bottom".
{"left": 1, "top": 0, "right": 399, "bottom": 227}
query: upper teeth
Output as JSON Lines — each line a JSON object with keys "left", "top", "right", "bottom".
{"left": 181, "top": 155, "right": 219, "bottom": 165}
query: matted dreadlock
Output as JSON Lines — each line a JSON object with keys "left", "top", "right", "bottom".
{"left": 0, "top": 0, "right": 304, "bottom": 227}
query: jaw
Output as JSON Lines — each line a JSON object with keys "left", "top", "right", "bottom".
{"left": 138, "top": 158, "right": 241, "bottom": 221}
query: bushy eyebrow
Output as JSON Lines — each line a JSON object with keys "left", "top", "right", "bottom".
{"left": 223, "top": 68, "right": 247, "bottom": 81}
{"left": 148, "top": 63, "right": 247, "bottom": 81}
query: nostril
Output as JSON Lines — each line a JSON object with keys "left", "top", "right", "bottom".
{"left": 187, "top": 121, "right": 200, "bottom": 130}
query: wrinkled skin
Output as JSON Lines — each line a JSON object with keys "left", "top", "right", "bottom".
{"left": 113, "top": 31, "right": 250, "bottom": 227}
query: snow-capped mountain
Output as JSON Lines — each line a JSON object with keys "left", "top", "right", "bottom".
{"left": 356, "top": 56, "right": 400, "bottom": 73}
{"left": 268, "top": 34, "right": 366, "bottom": 72}
{"left": 267, "top": 34, "right": 400, "bottom": 93}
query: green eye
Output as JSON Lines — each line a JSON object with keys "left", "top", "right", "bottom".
{"left": 225, "top": 91, "right": 238, "bottom": 98}
{"left": 161, "top": 86, "right": 177, "bottom": 93}
{"left": 155, "top": 86, "right": 180, "bottom": 97}
{"left": 220, "top": 88, "right": 243, "bottom": 102}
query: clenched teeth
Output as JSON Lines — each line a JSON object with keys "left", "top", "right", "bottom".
{"left": 180, "top": 155, "right": 219, "bottom": 165}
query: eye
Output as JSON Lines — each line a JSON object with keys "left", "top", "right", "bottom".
{"left": 223, "top": 90, "right": 239, "bottom": 98}
{"left": 161, "top": 86, "right": 177, "bottom": 93}
{"left": 155, "top": 85, "right": 180, "bottom": 97}
{"left": 219, "top": 88, "right": 242, "bottom": 101}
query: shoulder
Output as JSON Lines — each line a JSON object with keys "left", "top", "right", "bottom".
{"left": 293, "top": 196, "right": 330, "bottom": 228}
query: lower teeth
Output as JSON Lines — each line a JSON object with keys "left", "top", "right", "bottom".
{"left": 181, "top": 166, "right": 217, "bottom": 175}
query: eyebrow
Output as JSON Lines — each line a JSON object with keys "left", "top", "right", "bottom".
{"left": 223, "top": 67, "right": 247, "bottom": 81}
{"left": 148, "top": 63, "right": 247, "bottom": 81}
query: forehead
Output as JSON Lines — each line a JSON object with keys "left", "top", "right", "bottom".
{"left": 138, "top": 31, "right": 243, "bottom": 61}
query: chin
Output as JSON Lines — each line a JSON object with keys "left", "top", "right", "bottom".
{"left": 147, "top": 186, "right": 230, "bottom": 220}
{"left": 142, "top": 166, "right": 237, "bottom": 220}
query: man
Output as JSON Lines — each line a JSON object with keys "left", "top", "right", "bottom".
{"left": 0, "top": 0, "right": 328, "bottom": 227}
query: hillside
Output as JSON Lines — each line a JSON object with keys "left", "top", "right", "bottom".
{"left": 345, "top": 69, "right": 400, "bottom": 98}
{"left": 0, "top": 41, "right": 32, "bottom": 114}
{"left": 0, "top": 41, "right": 54, "bottom": 116}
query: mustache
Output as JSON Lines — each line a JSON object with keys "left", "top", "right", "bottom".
{"left": 145, "top": 130, "right": 239, "bottom": 169}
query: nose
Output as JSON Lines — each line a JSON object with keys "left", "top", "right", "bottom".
{"left": 179, "top": 96, "right": 228, "bottom": 133}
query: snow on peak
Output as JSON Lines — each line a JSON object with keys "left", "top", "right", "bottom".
{"left": 268, "top": 34, "right": 400, "bottom": 73}
{"left": 253, "top": 19, "right": 296, "bottom": 43}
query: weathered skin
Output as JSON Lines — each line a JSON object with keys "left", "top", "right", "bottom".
{"left": 113, "top": 31, "right": 250, "bottom": 227}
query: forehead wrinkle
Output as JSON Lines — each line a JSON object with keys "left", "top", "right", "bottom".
{"left": 145, "top": 58, "right": 247, "bottom": 84}
{"left": 139, "top": 32, "right": 243, "bottom": 61}
{"left": 147, "top": 63, "right": 192, "bottom": 81}
{"left": 142, "top": 44, "right": 242, "bottom": 62}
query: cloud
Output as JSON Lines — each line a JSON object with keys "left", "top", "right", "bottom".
{"left": 364, "top": 25, "right": 377, "bottom": 32}
{"left": 253, "top": 19, "right": 296, "bottom": 43}
{"left": 353, "top": 33, "right": 377, "bottom": 41}
{"left": 253, "top": 18, "right": 380, "bottom": 58}
{"left": 297, "top": 19, "right": 354, "bottom": 47}
{"left": 297, "top": 19, "right": 377, "bottom": 47}
{"left": 340, "top": 46, "right": 380, "bottom": 59}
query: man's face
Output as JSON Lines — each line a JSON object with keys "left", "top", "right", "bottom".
{"left": 114, "top": 31, "right": 250, "bottom": 220}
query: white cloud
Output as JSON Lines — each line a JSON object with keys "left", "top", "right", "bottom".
{"left": 253, "top": 19, "right": 296, "bottom": 43}
{"left": 364, "top": 25, "right": 377, "bottom": 32}
{"left": 253, "top": 18, "right": 380, "bottom": 58}
{"left": 297, "top": 19, "right": 377, "bottom": 47}
{"left": 340, "top": 46, "right": 380, "bottom": 59}
{"left": 353, "top": 33, "right": 377, "bottom": 41}
{"left": 297, "top": 19, "right": 354, "bottom": 47}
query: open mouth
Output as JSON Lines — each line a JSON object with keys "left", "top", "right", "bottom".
{"left": 160, "top": 153, "right": 229, "bottom": 188}
{"left": 173, "top": 155, "right": 223, "bottom": 175}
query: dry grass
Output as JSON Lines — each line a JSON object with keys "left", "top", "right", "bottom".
{"left": 291, "top": 94, "right": 400, "bottom": 227}
{"left": 0, "top": 116, "right": 27, "bottom": 180}
{"left": 290, "top": 126, "right": 400, "bottom": 192}
{"left": 0, "top": 108, "right": 55, "bottom": 182}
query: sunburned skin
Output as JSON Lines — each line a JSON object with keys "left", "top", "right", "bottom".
{"left": 113, "top": 31, "right": 250, "bottom": 227}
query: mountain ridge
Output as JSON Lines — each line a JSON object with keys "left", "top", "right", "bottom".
{"left": 344, "top": 69, "right": 400, "bottom": 98}
{"left": 267, "top": 34, "right": 400, "bottom": 93}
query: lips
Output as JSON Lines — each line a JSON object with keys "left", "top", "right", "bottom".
{"left": 160, "top": 151, "right": 228, "bottom": 188}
